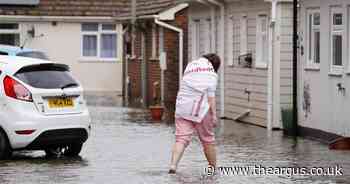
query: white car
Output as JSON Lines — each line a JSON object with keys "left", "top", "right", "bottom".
{"left": 0, "top": 56, "right": 91, "bottom": 159}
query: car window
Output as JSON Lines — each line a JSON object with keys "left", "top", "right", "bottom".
{"left": 17, "top": 51, "right": 49, "bottom": 60}
{"left": 0, "top": 51, "right": 8, "bottom": 55}
{"left": 15, "top": 64, "right": 79, "bottom": 89}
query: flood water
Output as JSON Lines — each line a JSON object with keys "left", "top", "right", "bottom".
{"left": 0, "top": 103, "right": 349, "bottom": 184}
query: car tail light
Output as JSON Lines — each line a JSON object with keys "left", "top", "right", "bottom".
{"left": 15, "top": 130, "right": 36, "bottom": 135}
{"left": 3, "top": 76, "right": 33, "bottom": 102}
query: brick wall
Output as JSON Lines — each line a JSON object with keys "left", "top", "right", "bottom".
{"left": 127, "top": 9, "right": 188, "bottom": 121}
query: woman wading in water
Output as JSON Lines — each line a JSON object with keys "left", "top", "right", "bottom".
{"left": 169, "top": 53, "right": 220, "bottom": 174}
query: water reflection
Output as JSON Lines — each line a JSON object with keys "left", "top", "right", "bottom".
{"left": 0, "top": 106, "right": 348, "bottom": 184}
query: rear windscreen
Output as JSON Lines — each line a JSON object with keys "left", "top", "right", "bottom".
{"left": 17, "top": 51, "right": 49, "bottom": 60}
{"left": 15, "top": 64, "right": 79, "bottom": 89}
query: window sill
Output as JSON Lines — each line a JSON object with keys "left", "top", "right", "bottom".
{"left": 78, "top": 58, "right": 120, "bottom": 63}
{"left": 255, "top": 63, "right": 267, "bottom": 69}
{"left": 304, "top": 67, "right": 320, "bottom": 71}
{"left": 328, "top": 72, "right": 343, "bottom": 77}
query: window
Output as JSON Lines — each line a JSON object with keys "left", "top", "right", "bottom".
{"left": 240, "top": 15, "right": 248, "bottom": 55}
{"left": 191, "top": 20, "right": 200, "bottom": 60}
{"left": 306, "top": 10, "right": 320, "bottom": 68}
{"left": 228, "top": 18, "right": 235, "bottom": 66}
{"left": 256, "top": 14, "right": 269, "bottom": 68}
{"left": 330, "top": 7, "right": 344, "bottom": 74}
{"left": 0, "top": 23, "right": 20, "bottom": 46}
{"left": 81, "top": 23, "right": 117, "bottom": 60}
{"left": 204, "top": 19, "right": 212, "bottom": 53}
{"left": 15, "top": 64, "right": 78, "bottom": 89}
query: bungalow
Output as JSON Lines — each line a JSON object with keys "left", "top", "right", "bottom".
{"left": 186, "top": 0, "right": 294, "bottom": 129}
{"left": 298, "top": 0, "right": 350, "bottom": 140}
{"left": 0, "top": 0, "right": 128, "bottom": 93}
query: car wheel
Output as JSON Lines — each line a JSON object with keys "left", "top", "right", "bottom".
{"left": 45, "top": 143, "right": 83, "bottom": 157}
{"left": 64, "top": 143, "right": 83, "bottom": 157}
{"left": 0, "top": 130, "right": 12, "bottom": 160}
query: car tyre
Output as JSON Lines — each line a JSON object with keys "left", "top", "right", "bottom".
{"left": 0, "top": 130, "right": 12, "bottom": 160}
{"left": 64, "top": 143, "right": 83, "bottom": 157}
{"left": 45, "top": 143, "right": 83, "bottom": 157}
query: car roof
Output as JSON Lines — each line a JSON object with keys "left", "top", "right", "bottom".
{"left": 0, "top": 55, "right": 53, "bottom": 75}
{"left": 0, "top": 44, "right": 36, "bottom": 54}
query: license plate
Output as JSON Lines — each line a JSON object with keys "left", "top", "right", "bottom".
{"left": 48, "top": 98, "right": 74, "bottom": 108}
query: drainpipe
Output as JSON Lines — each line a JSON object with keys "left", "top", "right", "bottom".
{"left": 159, "top": 27, "right": 165, "bottom": 106}
{"left": 122, "top": 26, "right": 130, "bottom": 106}
{"left": 292, "top": 0, "right": 298, "bottom": 136}
{"left": 154, "top": 17, "right": 184, "bottom": 87}
{"left": 207, "top": 0, "right": 225, "bottom": 118}
{"left": 267, "top": 0, "right": 277, "bottom": 131}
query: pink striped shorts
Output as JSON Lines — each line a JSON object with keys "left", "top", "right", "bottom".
{"left": 175, "top": 112, "right": 215, "bottom": 146}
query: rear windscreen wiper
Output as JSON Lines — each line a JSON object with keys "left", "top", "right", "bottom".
{"left": 60, "top": 83, "right": 78, "bottom": 90}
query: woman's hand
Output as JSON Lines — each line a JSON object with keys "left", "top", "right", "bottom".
{"left": 212, "top": 114, "right": 218, "bottom": 128}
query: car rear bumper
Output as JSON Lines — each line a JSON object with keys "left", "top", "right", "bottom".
{"left": 2, "top": 109, "right": 91, "bottom": 149}
{"left": 25, "top": 128, "right": 88, "bottom": 150}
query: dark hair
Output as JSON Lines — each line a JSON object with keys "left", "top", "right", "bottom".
{"left": 203, "top": 53, "right": 221, "bottom": 73}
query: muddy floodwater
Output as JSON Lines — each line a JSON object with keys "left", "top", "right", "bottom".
{"left": 0, "top": 103, "right": 349, "bottom": 184}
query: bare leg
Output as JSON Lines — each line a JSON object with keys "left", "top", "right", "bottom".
{"left": 203, "top": 144, "right": 216, "bottom": 167}
{"left": 169, "top": 142, "right": 186, "bottom": 174}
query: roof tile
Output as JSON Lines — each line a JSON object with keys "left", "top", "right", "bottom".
{"left": 0, "top": 0, "right": 129, "bottom": 17}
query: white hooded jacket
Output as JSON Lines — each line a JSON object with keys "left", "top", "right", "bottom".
{"left": 175, "top": 57, "right": 218, "bottom": 123}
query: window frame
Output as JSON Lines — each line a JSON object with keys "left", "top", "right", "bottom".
{"left": 204, "top": 18, "right": 212, "bottom": 54}
{"left": 330, "top": 7, "right": 345, "bottom": 74}
{"left": 255, "top": 14, "right": 269, "bottom": 68}
{"left": 240, "top": 14, "right": 248, "bottom": 55}
{"left": 228, "top": 16, "right": 235, "bottom": 66}
{"left": 306, "top": 9, "right": 321, "bottom": 69}
{"left": 81, "top": 23, "right": 118, "bottom": 62}
{"left": 191, "top": 19, "right": 200, "bottom": 60}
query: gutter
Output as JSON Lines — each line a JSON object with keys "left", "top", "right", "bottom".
{"left": 0, "top": 15, "right": 117, "bottom": 23}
